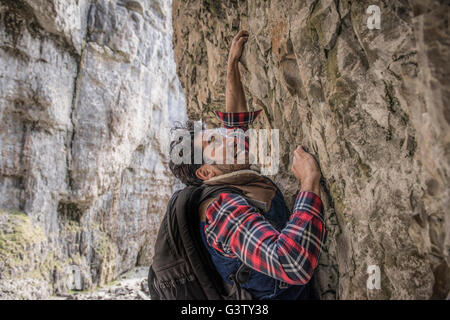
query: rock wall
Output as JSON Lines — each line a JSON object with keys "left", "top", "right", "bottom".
{"left": 0, "top": 0, "right": 186, "bottom": 299}
{"left": 172, "top": 0, "right": 449, "bottom": 299}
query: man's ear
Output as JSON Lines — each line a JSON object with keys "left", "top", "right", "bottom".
{"left": 196, "top": 164, "right": 221, "bottom": 181}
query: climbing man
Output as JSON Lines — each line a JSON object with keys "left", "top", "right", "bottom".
{"left": 150, "top": 30, "right": 327, "bottom": 300}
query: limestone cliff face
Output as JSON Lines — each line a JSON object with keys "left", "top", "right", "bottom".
{"left": 0, "top": 0, "right": 185, "bottom": 298}
{"left": 172, "top": 0, "right": 449, "bottom": 299}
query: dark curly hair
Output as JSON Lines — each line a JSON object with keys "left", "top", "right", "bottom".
{"left": 168, "top": 120, "right": 204, "bottom": 186}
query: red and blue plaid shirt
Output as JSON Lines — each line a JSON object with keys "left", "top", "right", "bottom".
{"left": 202, "top": 109, "right": 327, "bottom": 285}
{"left": 214, "top": 110, "right": 262, "bottom": 129}
{"left": 213, "top": 109, "right": 262, "bottom": 152}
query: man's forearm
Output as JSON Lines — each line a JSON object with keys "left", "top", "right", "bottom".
{"left": 226, "top": 60, "right": 248, "bottom": 113}
{"left": 204, "top": 192, "right": 327, "bottom": 285}
{"left": 299, "top": 178, "right": 320, "bottom": 197}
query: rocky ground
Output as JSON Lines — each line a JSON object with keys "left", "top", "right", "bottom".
{"left": 51, "top": 267, "right": 150, "bottom": 300}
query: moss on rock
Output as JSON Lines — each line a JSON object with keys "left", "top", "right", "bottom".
{"left": 94, "top": 232, "right": 119, "bottom": 286}
{"left": 0, "top": 209, "right": 46, "bottom": 277}
{"left": 0, "top": 208, "right": 68, "bottom": 289}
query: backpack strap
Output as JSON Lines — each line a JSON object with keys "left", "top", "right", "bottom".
{"left": 226, "top": 263, "right": 253, "bottom": 300}
{"left": 175, "top": 185, "right": 225, "bottom": 299}
{"left": 199, "top": 185, "right": 244, "bottom": 204}
{"left": 197, "top": 184, "right": 254, "bottom": 299}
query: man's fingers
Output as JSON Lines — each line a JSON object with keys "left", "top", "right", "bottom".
{"left": 237, "top": 37, "right": 248, "bottom": 46}
{"left": 233, "top": 30, "right": 249, "bottom": 42}
{"left": 236, "top": 30, "right": 249, "bottom": 38}
{"left": 297, "top": 145, "right": 306, "bottom": 152}
{"left": 294, "top": 146, "right": 304, "bottom": 158}
{"left": 296, "top": 145, "right": 310, "bottom": 156}
{"left": 234, "top": 37, "right": 248, "bottom": 46}
{"left": 293, "top": 152, "right": 303, "bottom": 163}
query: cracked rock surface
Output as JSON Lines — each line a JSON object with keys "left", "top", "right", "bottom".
{"left": 0, "top": 0, "right": 448, "bottom": 300}
{"left": 172, "top": 0, "right": 449, "bottom": 299}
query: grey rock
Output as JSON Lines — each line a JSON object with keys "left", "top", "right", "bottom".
{"left": 0, "top": 0, "right": 186, "bottom": 298}
{"left": 1, "top": 0, "right": 448, "bottom": 301}
{"left": 54, "top": 267, "right": 150, "bottom": 300}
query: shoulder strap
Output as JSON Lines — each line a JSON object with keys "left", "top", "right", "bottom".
{"left": 174, "top": 185, "right": 226, "bottom": 299}
{"left": 199, "top": 185, "right": 244, "bottom": 204}
{"left": 197, "top": 184, "right": 254, "bottom": 298}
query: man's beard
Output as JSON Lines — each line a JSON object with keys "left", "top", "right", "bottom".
{"left": 214, "top": 148, "right": 252, "bottom": 174}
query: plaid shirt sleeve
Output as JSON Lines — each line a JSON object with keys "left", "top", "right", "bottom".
{"left": 214, "top": 110, "right": 262, "bottom": 130}
{"left": 214, "top": 110, "right": 262, "bottom": 152}
{"left": 203, "top": 191, "right": 327, "bottom": 285}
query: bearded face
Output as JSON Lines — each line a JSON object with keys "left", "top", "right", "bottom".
{"left": 193, "top": 128, "right": 252, "bottom": 175}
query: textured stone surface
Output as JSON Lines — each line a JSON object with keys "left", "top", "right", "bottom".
{"left": 172, "top": 0, "right": 449, "bottom": 299}
{"left": 0, "top": 0, "right": 186, "bottom": 298}
{"left": 1, "top": 0, "right": 448, "bottom": 301}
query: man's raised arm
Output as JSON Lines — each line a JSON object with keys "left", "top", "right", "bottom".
{"left": 226, "top": 30, "right": 249, "bottom": 113}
